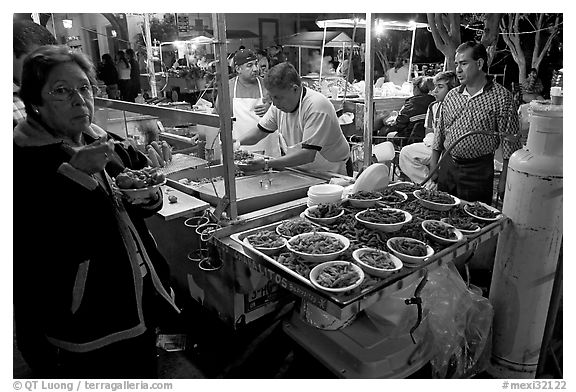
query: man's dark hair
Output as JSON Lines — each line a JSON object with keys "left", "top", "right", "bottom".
{"left": 456, "top": 41, "right": 488, "bottom": 73}
{"left": 13, "top": 20, "right": 56, "bottom": 58}
{"left": 264, "top": 62, "right": 301, "bottom": 90}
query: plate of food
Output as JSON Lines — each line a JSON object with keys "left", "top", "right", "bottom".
{"left": 378, "top": 190, "right": 408, "bottom": 206}
{"left": 355, "top": 208, "right": 412, "bottom": 233}
{"left": 421, "top": 220, "right": 464, "bottom": 245}
{"left": 244, "top": 230, "right": 287, "bottom": 256}
{"left": 286, "top": 232, "right": 350, "bottom": 263}
{"left": 276, "top": 218, "right": 325, "bottom": 239}
{"left": 386, "top": 237, "right": 434, "bottom": 266}
{"left": 309, "top": 261, "right": 365, "bottom": 294}
{"left": 463, "top": 202, "right": 502, "bottom": 222}
{"left": 413, "top": 189, "right": 460, "bottom": 211}
{"left": 114, "top": 167, "right": 166, "bottom": 203}
{"left": 303, "top": 203, "right": 344, "bottom": 225}
{"left": 352, "top": 248, "right": 403, "bottom": 277}
{"left": 346, "top": 190, "right": 382, "bottom": 208}
{"left": 440, "top": 217, "right": 480, "bottom": 236}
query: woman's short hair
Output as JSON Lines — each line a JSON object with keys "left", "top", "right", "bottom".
{"left": 456, "top": 41, "right": 488, "bottom": 73}
{"left": 20, "top": 45, "right": 97, "bottom": 115}
{"left": 433, "top": 70, "right": 459, "bottom": 90}
{"left": 413, "top": 76, "right": 434, "bottom": 94}
{"left": 264, "top": 62, "right": 301, "bottom": 90}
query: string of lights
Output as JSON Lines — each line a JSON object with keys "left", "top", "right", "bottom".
{"left": 462, "top": 20, "right": 563, "bottom": 35}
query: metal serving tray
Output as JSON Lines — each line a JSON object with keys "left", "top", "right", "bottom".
{"left": 168, "top": 168, "right": 325, "bottom": 214}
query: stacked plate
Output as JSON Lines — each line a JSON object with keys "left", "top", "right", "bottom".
{"left": 307, "top": 184, "right": 344, "bottom": 207}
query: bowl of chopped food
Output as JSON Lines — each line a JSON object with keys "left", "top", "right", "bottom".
{"left": 309, "top": 261, "right": 365, "bottom": 293}
{"left": 387, "top": 181, "right": 422, "bottom": 199}
{"left": 244, "top": 230, "right": 287, "bottom": 256}
{"left": 355, "top": 208, "right": 412, "bottom": 233}
{"left": 413, "top": 189, "right": 460, "bottom": 211}
{"left": 347, "top": 190, "right": 382, "bottom": 208}
{"left": 114, "top": 167, "right": 166, "bottom": 203}
{"left": 386, "top": 237, "right": 434, "bottom": 266}
{"left": 352, "top": 248, "right": 403, "bottom": 277}
{"left": 286, "top": 232, "right": 350, "bottom": 263}
{"left": 421, "top": 220, "right": 464, "bottom": 245}
{"left": 440, "top": 217, "right": 480, "bottom": 236}
{"left": 276, "top": 218, "right": 324, "bottom": 239}
{"left": 463, "top": 201, "right": 502, "bottom": 222}
{"left": 378, "top": 190, "right": 408, "bottom": 206}
{"left": 304, "top": 203, "right": 344, "bottom": 225}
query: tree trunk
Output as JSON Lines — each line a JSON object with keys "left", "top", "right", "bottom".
{"left": 500, "top": 13, "right": 527, "bottom": 85}
{"left": 426, "top": 13, "right": 461, "bottom": 71}
{"left": 481, "top": 13, "right": 503, "bottom": 68}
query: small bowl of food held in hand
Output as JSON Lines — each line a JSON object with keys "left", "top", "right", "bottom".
{"left": 355, "top": 208, "right": 412, "bottom": 233}
{"left": 286, "top": 232, "right": 350, "bottom": 263}
{"left": 304, "top": 203, "right": 344, "bottom": 225}
{"left": 463, "top": 201, "right": 502, "bottom": 222}
{"left": 352, "top": 248, "right": 403, "bottom": 277}
{"left": 386, "top": 237, "right": 434, "bottom": 266}
{"left": 114, "top": 167, "right": 166, "bottom": 204}
{"left": 347, "top": 190, "right": 382, "bottom": 208}
{"left": 309, "top": 261, "right": 365, "bottom": 294}
{"left": 421, "top": 220, "right": 464, "bottom": 245}
{"left": 244, "top": 230, "right": 287, "bottom": 256}
{"left": 413, "top": 189, "right": 460, "bottom": 211}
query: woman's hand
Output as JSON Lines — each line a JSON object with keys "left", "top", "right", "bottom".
{"left": 69, "top": 138, "right": 115, "bottom": 175}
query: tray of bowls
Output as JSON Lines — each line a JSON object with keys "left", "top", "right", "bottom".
{"left": 230, "top": 183, "right": 505, "bottom": 302}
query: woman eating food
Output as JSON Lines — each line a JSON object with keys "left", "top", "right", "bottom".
{"left": 13, "top": 45, "right": 179, "bottom": 378}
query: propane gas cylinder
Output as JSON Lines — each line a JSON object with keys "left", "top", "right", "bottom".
{"left": 488, "top": 101, "right": 563, "bottom": 378}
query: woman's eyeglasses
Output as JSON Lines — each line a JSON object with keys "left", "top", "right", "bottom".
{"left": 48, "top": 84, "right": 99, "bottom": 101}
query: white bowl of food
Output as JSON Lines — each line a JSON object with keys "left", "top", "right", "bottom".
{"left": 463, "top": 202, "right": 502, "bottom": 222}
{"left": 386, "top": 237, "right": 434, "bottom": 266}
{"left": 309, "top": 261, "right": 365, "bottom": 293}
{"left": 378, "top": 190, "right": 408, "bottom": 206}
{"left": 276, "top": 218, "right": 323, "bottom": 239}
{"left": 352, "top": 248, "right": 403, "bottom": 277}
{"left": 286, "top": 232, "right": 350, "bottom": 263}
{"left": 421, "top": 220, "right": 464, "bottom": 245}
{"left": 115, "top": 167, "right": 166, "bottom": 204}
{"left": 347, "top": 190, "right": 382, "bottom": 208}
{"left": 413, "top": 189, "right": 460, "bottom": 212}
{"left": 440, "top": 217, "right": 481, "bottom": 236}
{"left": 387, "top": 181, "right": 422, "bottom": 198}
{"left": 304, "top": 203, "right": 344, "bottom": 225}
{"left": 244, "top": 230, "right": 287, "bottom": 256}
{"left": 355, "top": 208, "right": 412, "bottom": 233}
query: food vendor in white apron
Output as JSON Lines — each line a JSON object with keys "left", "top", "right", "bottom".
{"left": 232, "top": 76, "right": 280, "bottom": 157}
{"left": 221, "top": 49, "right": 280, "bottom": 157}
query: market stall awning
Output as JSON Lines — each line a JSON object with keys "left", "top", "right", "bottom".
{"left": 316, "top": 18, "right": 427, "bottom": 30}
{"left": 282, "top": 31, "right": 359, "bottom": 49}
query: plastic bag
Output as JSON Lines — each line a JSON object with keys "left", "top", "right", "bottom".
{"left": 418, "top": 262, "right": 493, "bottom": 378}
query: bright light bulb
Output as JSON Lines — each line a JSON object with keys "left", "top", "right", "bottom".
{"left": 62, "top": 19, "right": 73, "bottom": 29}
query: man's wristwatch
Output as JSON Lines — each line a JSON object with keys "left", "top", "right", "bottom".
{"left": 263, "top": 157, "right": 270, "bottom": 171}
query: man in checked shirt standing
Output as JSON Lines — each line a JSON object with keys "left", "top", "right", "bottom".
{"left": 429, "top": 41, "right": 522, "bottom": 204}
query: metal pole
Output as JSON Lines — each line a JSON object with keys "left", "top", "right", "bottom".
{"left": 213, "top": 13, "right": 237, "bottom": 220}
{"left": 319, "top": 26, "right": 327, "bottom": 83}
{"left": 143, "top": 14, "right": 157, "bottom": 98}
{"left": 408, "top": 25, "right": 416, "bottom": 82}
{"left": 362, "top": 13, "right": 374, "bottom": 170}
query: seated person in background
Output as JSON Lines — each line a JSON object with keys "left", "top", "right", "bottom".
{"left": 399, "top": 71, "right": 459, "bottom": 185}
{"left": 522, "top": 67, "right": 544, "bottom": 103}
{"left": 375, "top": 76, "right": 435, "bottom": 145}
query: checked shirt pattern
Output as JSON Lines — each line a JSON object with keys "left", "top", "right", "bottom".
{"left": 432, "top": 79, "right": 522, "bottom": 160}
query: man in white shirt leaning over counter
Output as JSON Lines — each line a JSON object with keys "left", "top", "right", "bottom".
{"left": 237, "top": 62, "right": 351, "bottom": 175}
